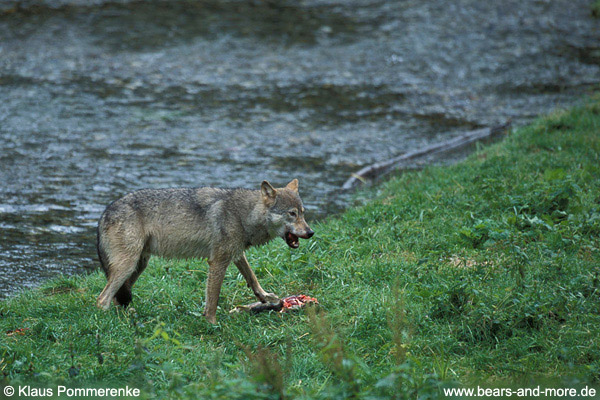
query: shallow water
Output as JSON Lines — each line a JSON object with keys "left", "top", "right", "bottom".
{"left": 0, "top": 0, "right": 599, "bottom": 297}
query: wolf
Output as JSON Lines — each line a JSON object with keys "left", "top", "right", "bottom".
{"left": 96, "top": 179, "right": 314, "bottom": 324}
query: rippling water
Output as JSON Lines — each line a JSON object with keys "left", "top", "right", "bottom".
{"left": 0, "top": 0, "right": 599, "bottom": 297}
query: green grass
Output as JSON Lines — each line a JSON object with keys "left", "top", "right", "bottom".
{"left": 2, "top": 98, "right": 600, "bottom": 398}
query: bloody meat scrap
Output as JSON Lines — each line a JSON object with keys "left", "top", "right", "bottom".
{"left": 282, "top": 294, "right": 318, "bottom": 311}
{"left": 231, "top": 294, "right": 318, "bottom": 314}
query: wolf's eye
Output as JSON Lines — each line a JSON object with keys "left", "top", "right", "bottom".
{"left": 288, "top": 211, "right": 297, "bottom": 218}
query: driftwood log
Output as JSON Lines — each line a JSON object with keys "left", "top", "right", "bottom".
{"left": 341, "top": 121, "right": 511, "bottom": 190}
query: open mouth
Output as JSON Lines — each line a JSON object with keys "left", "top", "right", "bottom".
{"left": 284, "top": 231, "right": 299, "bottom": 249}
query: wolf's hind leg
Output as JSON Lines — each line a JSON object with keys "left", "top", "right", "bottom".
{"left": 234, "top": 253, "right": 279, "bottom": 303}
{"left": 114, "top": 283, "right": 133, "bottom": 308}
{"left": 97, "top": 251, "right": 141, "bottom": 310}
{"left": 129, "top": 253, "right": 150, "bottom": 288}
{"left": 113, "top": 253, "right": 150, "bottom": 308}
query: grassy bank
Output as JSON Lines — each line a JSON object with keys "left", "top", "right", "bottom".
{"left": 2, "top": 98, "right": 600, "bottom": 399}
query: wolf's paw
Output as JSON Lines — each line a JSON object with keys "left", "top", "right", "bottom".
{"left": 96, "top": 297, "right": 111, "bottom": 311}
{"left": 262, "top": 292, "right": 280, "bottom": 304}
{"left": 202, "top": 310, "right": 218, "bottom": 324}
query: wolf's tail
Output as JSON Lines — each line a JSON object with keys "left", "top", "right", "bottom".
{"left": 96, "top": 222, "right": 110, "bottom": 276}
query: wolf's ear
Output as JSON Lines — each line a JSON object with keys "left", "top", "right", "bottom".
{"left": 261, "top": 180, "right": 277, "bottom": 205}
{"left": 285, "top": 179, "right": 299, "bottom": 193}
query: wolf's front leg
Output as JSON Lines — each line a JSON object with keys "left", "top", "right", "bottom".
{"left": 234, "top": 253, "right": 279, "bottom": 303}
{"left": 204, "top": 256, "right": 231, "bottom": 324}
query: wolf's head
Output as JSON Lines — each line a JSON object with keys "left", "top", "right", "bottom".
{"left": 261, "top": 179, "right": 314, "bottom": 249}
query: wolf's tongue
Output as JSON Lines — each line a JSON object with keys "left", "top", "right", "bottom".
{"left": 286, "top": 232, "right": 299, "bottom": 248}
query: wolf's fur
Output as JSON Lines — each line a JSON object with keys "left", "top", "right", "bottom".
{"left": 96, "top": 179, "right": 313, "bottom": 323}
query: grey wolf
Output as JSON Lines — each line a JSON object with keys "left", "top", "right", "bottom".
{"left": 96, "top": 179, "right": 314, "bottom": 324}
